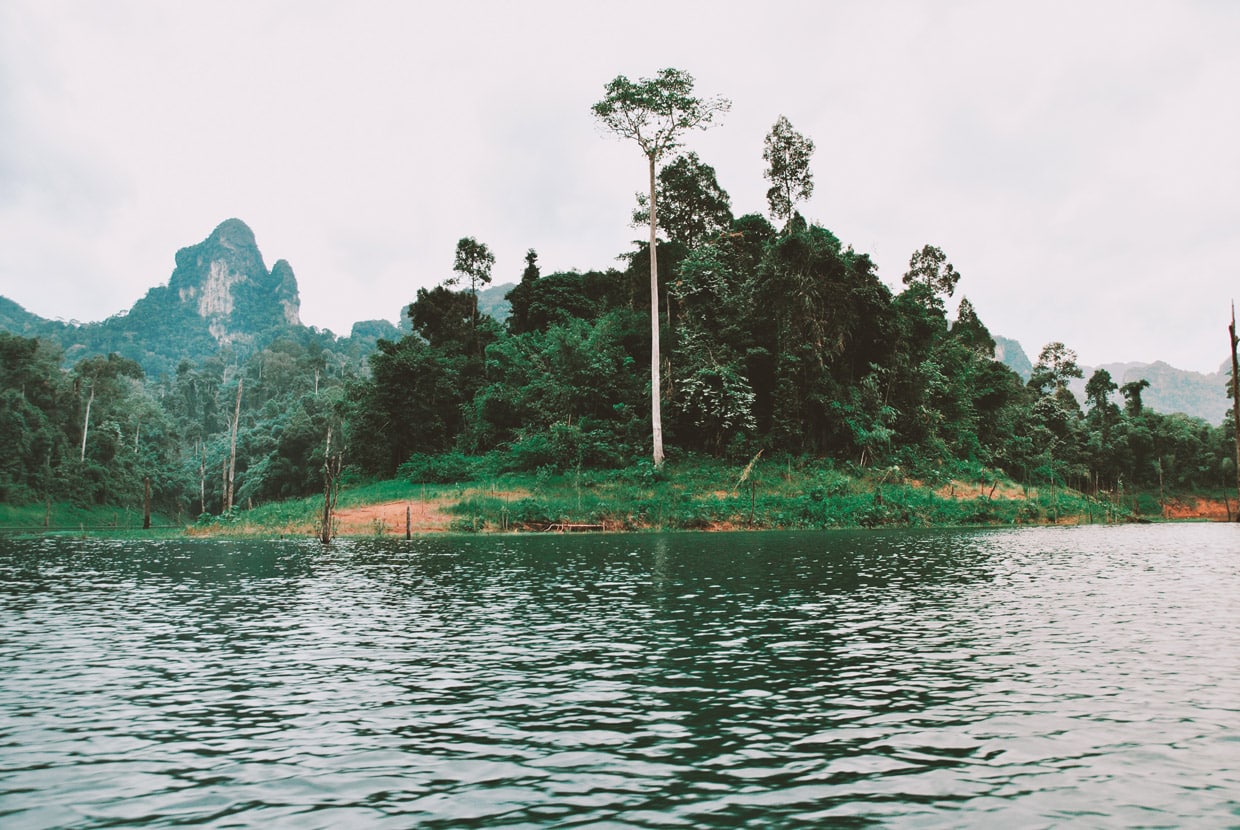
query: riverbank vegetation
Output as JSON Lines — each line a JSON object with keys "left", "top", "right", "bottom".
{"left": 1, "top": 68, "right": 1236, "bottom": 535}
{"left": 176, "top": 456, "right": 1223, "bottom": 539}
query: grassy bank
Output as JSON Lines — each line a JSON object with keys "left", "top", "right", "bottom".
{"left": 443, "top": 459, "right": 1138, "bottom": 532}
{"left": 0, "top": 500, "right": 179, "bottom": 537}
{"left": 184, "top": 478, "right": 439, "bottom": 537}
{"left": 188, "top": 457, "right": 1172, "bottom": 538}
{"left": 8, "top": 458, "right": 1217, "bottom": 540}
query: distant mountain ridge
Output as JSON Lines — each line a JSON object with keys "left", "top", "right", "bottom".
{"left": 988, "top": 333, "right": 1225, "bottom": 424}
{"left": 475, "top": 282, "right": 513, "bottom": 322}
{"left": 1, "top": 219, "right": 325, "bottom": 377}
{"left": 1068, "top": 360, "right": 1228, "bottom": 425}
{"left": 164, "top": 217, "right": 301, "bottom": 345}
{"left": 992, "top": 335, "right": 1032, "bottom": 381}
{"left": 0, "top": 295, "right": 55, "bottom": 337}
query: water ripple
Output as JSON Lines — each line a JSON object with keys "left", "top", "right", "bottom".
{"left": 2, "top": 525, "right": 1239, "bottom": 827}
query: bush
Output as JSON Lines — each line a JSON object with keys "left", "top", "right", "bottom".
{"left": 398, "top": 452, "right": 478, "bottom": 484}
{"left": 489, "top": 422, "right": 633, "bottom": 474}
{"left": 449, "top": 516, "right": 485, "bottom": 533}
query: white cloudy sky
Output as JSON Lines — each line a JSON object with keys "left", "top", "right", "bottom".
{"left": 1, "top": 0, "right": 1237, "bottom": 373}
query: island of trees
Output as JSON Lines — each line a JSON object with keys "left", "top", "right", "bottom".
{"left": 1, "top": 69, "right": 1236, "bottom": 533}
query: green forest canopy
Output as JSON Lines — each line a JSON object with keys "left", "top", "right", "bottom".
{"left": 0, "top": 70, "right": 1234, "bottom": 519}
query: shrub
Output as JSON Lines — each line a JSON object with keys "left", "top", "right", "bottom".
{"left": 398, "top": 451, "right": 478, "bottom": 484}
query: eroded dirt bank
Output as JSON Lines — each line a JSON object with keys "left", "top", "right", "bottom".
{"left": 332, "top": 498, "right": 456, "bottom": 535}
{"left": 328, "top": 490, "right": 1234, "bottom": 536}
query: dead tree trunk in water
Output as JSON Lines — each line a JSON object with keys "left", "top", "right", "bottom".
{"left": 1231, "top": 305, "right": 1240, "bottom": 521}
{"left": 320, "top": 426, "right": 342, "bottom": 544}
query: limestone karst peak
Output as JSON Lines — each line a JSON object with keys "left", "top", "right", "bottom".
{"left": 207, "top": 218, "right": 257, "bottom": 248}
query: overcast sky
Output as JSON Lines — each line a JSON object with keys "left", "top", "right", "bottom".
{"left": 1, "top": 0, "right": 1237, "bottom": 373}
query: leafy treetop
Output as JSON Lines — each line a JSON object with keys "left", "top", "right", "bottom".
{"left": 449, "top": 237, "right": 495, "bottom": 295}
{"left": 591, "top": 68, "right": 731, "bottom": 164}
{"left": 763, "top": 115, "right": 815, "bottom": 225}
{"left": 903, "top": 244, "right": 961, "bottom": 311}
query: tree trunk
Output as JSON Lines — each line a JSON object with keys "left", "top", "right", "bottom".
{"left": 1230, "top": 305, "right": 1240, "bottom": 519}
{"left": 648, "top": 153, "right": 665, "bottom": 467}
{"left": 79, "top": 384, "right": 94, "bottom": 462}
{"left": 321, "top": 426, "right": 333, "bottom": 544}
{"left": 226, "top": 379, "right": 243, "bottom": 512}
{"left": 198, "top": 441, "right": 206, "bottom": 517}
{"left": 320, "top": 425, "right": 341, "bottom": 544}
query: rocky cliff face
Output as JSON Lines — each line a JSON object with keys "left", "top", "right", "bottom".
{"left": 993, "top": 335, "right": 1032, "bottom": 382}
{"left": 0, "top": 219, "right": 310, "bottom": 377}
{"left": 166, "top": 218, "right": 301, "bottom": 347}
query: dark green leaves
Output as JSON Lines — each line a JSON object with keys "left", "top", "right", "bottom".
{"left": 450, "top": 236, "right": 495, "bottom": 293}
{"left": 763, "top": 115, "right": 815, "bottom": 224}
{"left": 632, "top": 152, "right": 733, "bottom": 249}
{"left": 592, "top": 68, "right": 731, "bottom": 161}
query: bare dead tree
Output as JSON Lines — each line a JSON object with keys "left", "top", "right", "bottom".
{"left": 320, "top": 425, "right": 343, "bottom": 544}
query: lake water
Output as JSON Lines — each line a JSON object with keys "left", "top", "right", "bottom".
{"left": 1, "top": 525, "right": 1238, "bottom": 828}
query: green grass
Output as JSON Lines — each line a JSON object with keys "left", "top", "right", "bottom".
{"left": 441, "top": 457, "right": 1141, "bottom": 532}
{"left": 25, "top": 455, "right": 1208, "bottom": 539}
{"left": 185, "top": 477, "right": 467, "bottom": 537}
{"left": 0, "top": 500, "right": 179, "bottom": 536}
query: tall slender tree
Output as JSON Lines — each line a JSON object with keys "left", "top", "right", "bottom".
{"left": 79, "top": 381, "right": 94, "bottom": 463}
{"left": 521, "top": 248, "right": 540, "bottom": 283}
{"left": 631, "top": 151, "right": 733, "bottom": 249}
{"left": 1029, "top": 341, "right": 1083, "bottom": 399}
{"left": 592, "top": 68, "right": 730, "bottom": 466}
{"left": 763, "top": 115, "right": 815, "bottom": 227}
{"left": 448, "top": 236, "right": 495, "bottom": 352}
{"left": 903, "top": 244, "right": 961, "bottom": 312}
{"left": 1120, "top": 378, "right": 1150, "bottom": 417}
{"left": 226, "top": 378, "right": 242, "bottom": 512}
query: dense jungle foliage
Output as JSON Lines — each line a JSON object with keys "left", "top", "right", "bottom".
{"left": 345, "top": 216, "right": 1235, "bottom": 499}
{"left": 1, "top": 88, "right": 1235, "bottom": 522}
{"left": 1, "top": 215, "right": 1234, "bottom": 522}
{"left": 0, "top": 328, "right": 362, "bottom": 521}
{"left": 4, "top": 208, "right": 1230, "bottom": 518}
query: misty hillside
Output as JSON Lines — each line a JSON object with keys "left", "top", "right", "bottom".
{"left": 1069, "top": 360, "right": 1228, "bottom": 426}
